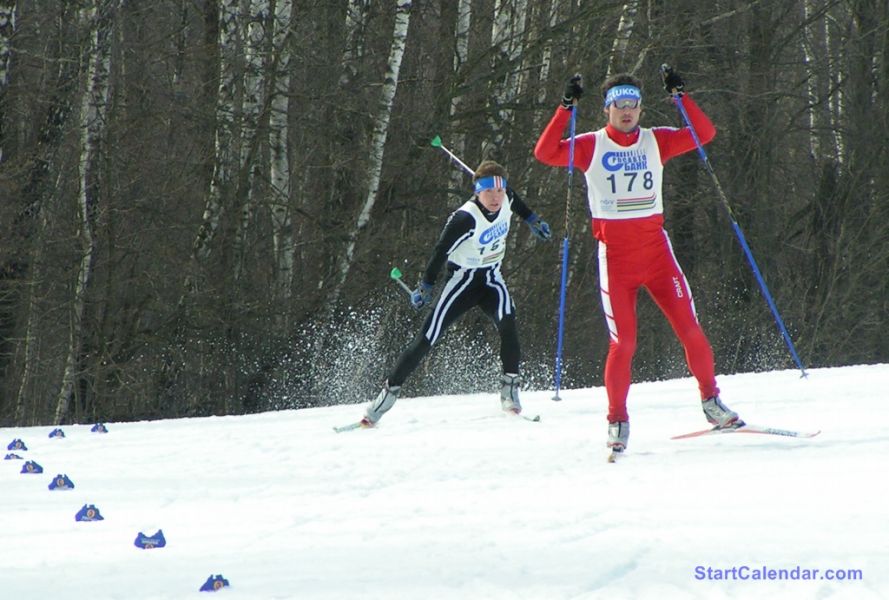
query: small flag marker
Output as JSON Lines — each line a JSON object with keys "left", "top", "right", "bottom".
{"left": 75, "top": 504, "right": 105, "bottom": 521}
{"left": 21, "top": 460, "right": 43, "bottom": 474}
{"left": 134, "top": 529, "right": 166, "bottom": 549}
{"left": 200, "top": 574, "right": 231, "bottom": 592}
{"left": 48, "top": 473, "right": 75, "bottom": 490}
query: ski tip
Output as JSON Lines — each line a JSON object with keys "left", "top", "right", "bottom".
{"left": 332, "top": 422, "right": 364, "bottom": 433}
{"left": 505, "top": 411, "right": 540, "bottom": 423}
{"left": 671, "top": 424, "right": 823, "bottom": 440}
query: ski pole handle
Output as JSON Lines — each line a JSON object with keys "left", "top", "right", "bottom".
{"left": 430, "top": 135, "right": 474, "bottom": 176}
{"left": 389, "top": 267, "right": 413, "bottom": 296}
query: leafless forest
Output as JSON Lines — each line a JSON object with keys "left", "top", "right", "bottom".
{"left": 1, "top": 0, "right": 887, "bottom": 425}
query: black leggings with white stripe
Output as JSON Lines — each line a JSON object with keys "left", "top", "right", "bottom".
{"left": 387, "top": 265, "right": 521, "bottom": 387}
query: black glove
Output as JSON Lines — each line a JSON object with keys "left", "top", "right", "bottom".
{"left": 410, "top": 281, "right": 434, "bottom": 310}
{"left": 525, "top": 213, "right": 552, "bottom": 241}
{"left": 561, "top": 73, "right": 584, "bottom": 108}
{"left": 661, "top": 64, "right": 685, "bottom": 96}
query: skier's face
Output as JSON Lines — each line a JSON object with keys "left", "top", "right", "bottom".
{"left": 477, "top": 186, "right": 506, "bottom": 213}
{"left": 605, "top": 101, "right": 641, "bottom": 133}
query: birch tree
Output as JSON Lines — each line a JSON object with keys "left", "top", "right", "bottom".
{"left": 340, "top": 0, "right": 372, "bottom": 86}
{"left": 801, "top": 0, "right": 843, "bottom": 163}
{"left": 54, "top": 0, "right": 115, "bottom": 424}
{"left": 0, "top": 1, "right": 14, "bottom": 164}
{"left": 606, "top": 1, "right": 638, "bottom": 77}
{"left": 486, "top": 0, "right": 527, "bottom": 155}
{"left": 232, "top": 0, "right": 265, "bottom": 282}
{"left": 328, "top": 0, "right": 413, "bottom": 307}
{"left": 190, "top": 0, "right": 243, "bottom": 271}
{"left": 447, "top": 0, "right": 471, "bottom": 193}
{"left": 535, "top": 0, "right": 560, "bottom": 108}
{"left": 268, "top": 0, "right": 294, "bottom": 316}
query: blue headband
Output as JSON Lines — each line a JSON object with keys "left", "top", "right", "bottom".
{"left": 474, "top": 175, "right": 507, "bottom": 194}
{"left": 604, "top": 85, "right": 642, "bottom": 107}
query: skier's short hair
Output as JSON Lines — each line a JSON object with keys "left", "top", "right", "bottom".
{"left": 474, "top": 160, "right": 508, "bottom": 182}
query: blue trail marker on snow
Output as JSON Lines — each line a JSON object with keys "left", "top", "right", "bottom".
{"left": 200, "top": 574, "right": 231, "bottom": 592}
{"left": 134, "top": 530, "right": 166, "bottom": 549}
{"left": 7, "top": 438, "right": 27, "bottom": 451}
{"left": 49, "top": 428, "right": 66, "bottom": 438}
{"left": 75, "top": 504, "right": 105, "bottom": 522}
{"left": 21, "top": 460, "right": 43, "bottom": 474}
{"left": 5, "top": 453, "right": 23, "bottom": 460}
{"left": 48, "top": 474, "right": 75, "bottom": 490}
{"left": 91, "top": 423, "right": 109, "bottom": 433}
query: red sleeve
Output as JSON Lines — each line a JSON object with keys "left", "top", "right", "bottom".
{"left": 652, "top": 95, "right": 716, "bottom": 163}
{"left": 533, "top": 106, "right": 595, "bottom": 171}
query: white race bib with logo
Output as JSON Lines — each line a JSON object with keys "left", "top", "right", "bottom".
{"left": 584, "top": 128, "right": 664, "bottom": 219}
{"left": 448, "top": 200, "right": 513, "bottom": 268}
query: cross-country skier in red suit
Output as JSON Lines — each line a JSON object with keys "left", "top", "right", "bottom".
{"left": 533, "top": 66, "right": 743, "bottom": 455}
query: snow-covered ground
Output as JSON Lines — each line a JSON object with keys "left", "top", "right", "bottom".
{"left": 2, "top": 364, "right": 886, "bottom": 599}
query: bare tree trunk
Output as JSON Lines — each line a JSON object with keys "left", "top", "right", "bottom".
{"left": 824, "top": 2, "right": 845, "bottom": 164}
{"left": 340, "top": 0, "right": 372, "bottom": 86}
{"left": 448, "top": 0, "right": 471, "bottom": 193}
{"left": 329, "top": 0, "right": 412, "bottom": 307}
{"left": 0, "top": 0, "right": 14, "bottom": 164}
{"left": 0, "top": 1, "right": 12, "bottom": 85}
{"left": 606, "top": 1, "right": 638, "bottom": 77}
{"left": 13, "top": 192, "right": 51, "bottom": 424}
{"left": 486, "top": 0, "right": 527, "bottom": 156}
{"left": 54, "top": 0, "right": 115, "bottom": 424}
{"left": 536, "top": 0, "right": 560, "bottom": 107}
{"left": 233, "top": 0, "right": 266, "bottom": 283}
{"left": 269, "top": 0, "right": 294, "bottom": 320}
{"left": 802, "top": 0, "right": 843, "bottom": 163}
{"left": 191, "top": 0, "right": 242, "bottom": 269}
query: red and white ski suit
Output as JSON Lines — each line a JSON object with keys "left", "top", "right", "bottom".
{"left": 535, "top": 96, "right": 719, "bottom": 422}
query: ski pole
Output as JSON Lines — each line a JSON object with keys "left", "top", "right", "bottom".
{"left": 389, "top": 267, "right": 413, "bottom": 296}
{"left": 553, "top": 98, "right": 578, "bottom": 401}
{"left": 430, "top": 135, "right": 474, "bottom": 176}
{"left": 661, "top": 64, "right": 807, "bottom": 377}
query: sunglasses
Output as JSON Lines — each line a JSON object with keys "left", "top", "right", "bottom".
{"left": 611, "top": 98, "right": 640, "bottom": 109}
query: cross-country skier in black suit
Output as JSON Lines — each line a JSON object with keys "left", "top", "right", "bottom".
{"left": 360, "top": 160, "right": 552, "bottom": 427}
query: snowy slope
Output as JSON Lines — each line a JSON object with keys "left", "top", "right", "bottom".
{"left": 2, "top": 365, "right": 887, "bottom": 600}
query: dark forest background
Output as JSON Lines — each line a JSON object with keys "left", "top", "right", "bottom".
{"left": 1, "top": 0, "right": 887, "bottom": 425}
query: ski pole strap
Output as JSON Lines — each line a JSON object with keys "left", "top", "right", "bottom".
{"left": 563, "top": 105, "right": 577, "bottom": 235}
{"left": 673, "top": 95, "right": 709, "bottom": 164}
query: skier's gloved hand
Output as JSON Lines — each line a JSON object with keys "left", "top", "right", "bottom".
{"left": 525, "top": 213, "right": 552, "bottom": 241}
{"left": 410, "top": 281, "right": 434, "bottom": 310}
{"left": 661, "top": 64, "right": 685, "bottom": 96}
{"left": 561, "top": 73, "right": 584, "bottom": 108}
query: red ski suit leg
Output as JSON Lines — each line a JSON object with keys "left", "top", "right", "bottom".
{"left": 598, "top": 230, "right": 719, "bottom": 422}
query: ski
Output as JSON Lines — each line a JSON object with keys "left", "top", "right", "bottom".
{"left": 671, "top": 423, "right": 821, "bottom": 440}
{"left": 502, "top": 409, "right": 540, "bottom": 422}
{"left": 332, "top": 421, "right": 368, "bottom": 433}
{"left": 334, "top": 412, "right": 540, "bottom": 432}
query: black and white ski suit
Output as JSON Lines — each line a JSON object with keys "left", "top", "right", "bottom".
{"left": 386, "top": 189, "right": 535, "bottom": 387}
